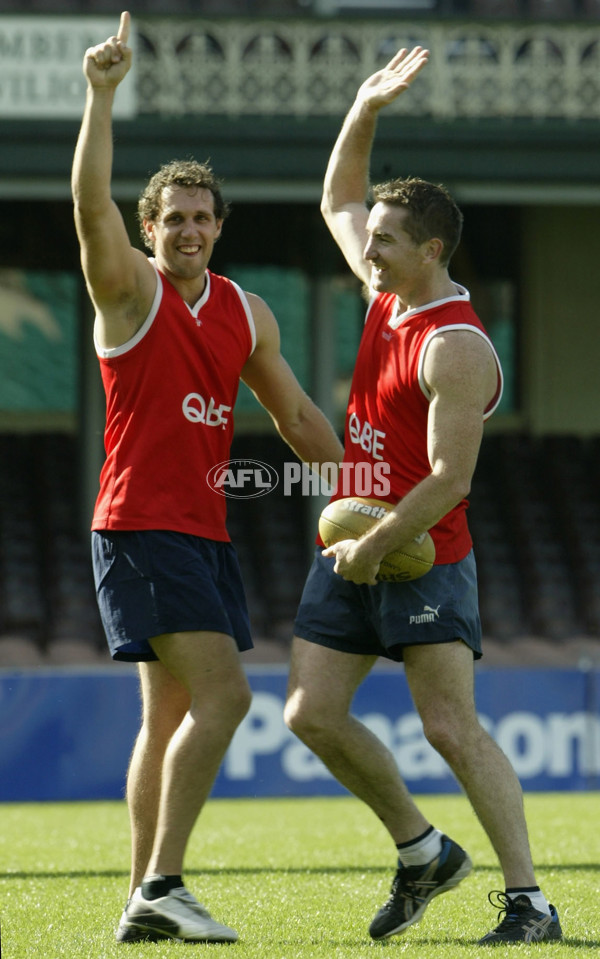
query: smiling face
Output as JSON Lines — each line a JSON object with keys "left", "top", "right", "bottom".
{"left": 143, "top": 185, "right": 223, "bottom": 284}
{"left": 364, "top": 203, "right": 430, "bottom": 297}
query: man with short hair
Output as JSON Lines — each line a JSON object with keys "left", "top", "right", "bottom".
{"left": 284, "top": 46, "right": 562, "bottom": 946}
{"left": 72, "top": 12, "right": 343, "bottom": 944}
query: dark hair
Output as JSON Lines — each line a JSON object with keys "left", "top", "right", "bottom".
{"left": 137, "top": 159, "right": 230, "bottom": 248}
{"left": 371, "top": 176, "right": 463, "bottom": 267}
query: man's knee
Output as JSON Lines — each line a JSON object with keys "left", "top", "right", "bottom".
{"left": 230, "top": 675, "right": 252, "bottom": 724}
{"left": 283, "top": 690, "right": 303, "bottom": 736}
{"left": 141, "top": 681, "right": 190, "bottom": 743}
{"left": 201, "top": 670, "right": 252, "bottom": 731}
{"left": 423, "top": 719, "right": 460, "bottom": 762}
{"left": 284, "top": 688, "right": 334, "bottom": 747}
{"left": 422, "top": 711, "right": 485, "bottom": 765}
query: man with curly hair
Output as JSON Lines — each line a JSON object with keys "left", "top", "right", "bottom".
{"left": 72, "top": 12, "right": 343, "bottom": 944}
{"left": 137, "top": 159, "right": 231, "bottom": 234}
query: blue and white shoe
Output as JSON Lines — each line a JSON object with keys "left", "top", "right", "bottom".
{"left": 369, "top": 834, "right": 472, "bottom": 939}
{"left": 478, "top": 891, "right": 562, "bottom": 945}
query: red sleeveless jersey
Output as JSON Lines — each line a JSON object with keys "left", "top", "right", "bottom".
{"left": 92, "top": 263, "right": 256, "bottom": 541}
{"left": 329, "top": 286, "right": 503, "bottom": 564}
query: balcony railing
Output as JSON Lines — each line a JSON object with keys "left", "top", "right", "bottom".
{"left": 134, "top": 18, "right": 600, "bottom": 120}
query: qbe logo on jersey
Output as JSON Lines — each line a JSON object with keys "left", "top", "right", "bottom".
{"left": 207, "top": 459, "right": 279, "bottom": 499}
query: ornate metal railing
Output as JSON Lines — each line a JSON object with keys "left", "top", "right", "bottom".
{"left": 134, "top": 18, "right": 600, "bottom": 120}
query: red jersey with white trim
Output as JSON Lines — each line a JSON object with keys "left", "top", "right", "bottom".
{"left": 329, "top": 285, "right": 503, "bottom": 564}
{"left": 92, "top": 263, "right": 256, "bottom": 541}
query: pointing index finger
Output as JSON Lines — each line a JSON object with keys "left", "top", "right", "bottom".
{"left": 117, "top": 11, "right": 130, "bottom": 45}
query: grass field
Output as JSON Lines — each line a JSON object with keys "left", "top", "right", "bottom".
{"left": 1, "top": 793, "right": 598, "bottom": 958}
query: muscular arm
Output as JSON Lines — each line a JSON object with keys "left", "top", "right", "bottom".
{"left": 325, "top": 330, "right": 498, "bottom": 584}
{"left": 71, "top": 11, "right": 156, "bottom": 349}
{"left": 241, "top": 294, "right": 344, "bottom": 471}
{"left": 321, "top": 47, "right": 429, "bottom": 286}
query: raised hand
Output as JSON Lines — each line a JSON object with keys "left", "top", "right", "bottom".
{"left": 83, "top": 11, "right": 132, "bottom": 89}
{"left": 356, "top": 46, "right": 429, "bottom": 111}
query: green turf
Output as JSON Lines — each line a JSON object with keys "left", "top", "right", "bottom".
{"left": 1, "top": 793, "right": 598, "bottom": 957}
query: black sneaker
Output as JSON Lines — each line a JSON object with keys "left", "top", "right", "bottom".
{"left": 478, "top": 891, "right": 563, "bottom": 945}
{"left": 369, "top": 834, "right": 472, "bottom": 940}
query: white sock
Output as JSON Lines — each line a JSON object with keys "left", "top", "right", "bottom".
{"left": 507, "top": 887, "right": 551, "bottom": 916}
{"left": 397, "top": 827, "right": 443, "bottom": 867}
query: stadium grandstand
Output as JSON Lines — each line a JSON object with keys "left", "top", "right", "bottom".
{"left": 1, "top": 1, "right": 599, "bottom": 19}
{"left": 0, "top": 2, "right": 599, "bottom": 669}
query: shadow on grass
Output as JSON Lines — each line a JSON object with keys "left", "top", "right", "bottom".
{"left": 2, "top": 862, "right": 599, "bottom": 881}
{"left": 401, "top": 937, "right": 600, "bottom": 950}
{"left": 252, "top": 937, "right": 600, "bottom": 951}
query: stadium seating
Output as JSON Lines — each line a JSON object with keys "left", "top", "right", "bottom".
{"left": 0, "top": 434, "right": 106, "bottom": 666}
{"left": 3, "top": 0, "right": 600, "bottom": 16}
{"left": 0, "top": 431, "right": 599, "bottom": 667}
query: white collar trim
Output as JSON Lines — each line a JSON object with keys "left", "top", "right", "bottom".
{"left": 387, "top": 283, "right": 470, "bottom": 330}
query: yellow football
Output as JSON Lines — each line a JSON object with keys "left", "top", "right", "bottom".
{"left": 319, "top": 496, "right": 435, "bottom": 582}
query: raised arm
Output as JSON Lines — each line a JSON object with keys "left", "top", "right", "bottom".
{"left": 241, "top": 294, "right": 344, "bottom": 471}
{"left": 321, "top": 47, "right": 429, "bottom": 286}
{"left": 71, "top": 11, "right": 155, "bottom": 348}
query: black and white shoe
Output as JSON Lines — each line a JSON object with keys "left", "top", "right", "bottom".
{"left": 478, "top": 892, "right": 562, "bottom": 945}
{"left": 369, "top": 834, "right": 472, "bottom": 940}
{"left": 116, "top": 886, "right": 238, "bottom": 943}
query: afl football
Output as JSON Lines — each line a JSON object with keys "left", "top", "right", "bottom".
{"left": 318, "top": 496, "right": 435, "bottom": 582}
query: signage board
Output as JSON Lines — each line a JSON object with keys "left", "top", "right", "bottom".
{"left": 0, "top": 666, "right": 598, "bottom": 801}
{"left": 0, "top": 17, "right": 136, "bottom": 119}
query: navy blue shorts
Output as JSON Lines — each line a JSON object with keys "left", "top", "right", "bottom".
{"left": 294, "top": 547, "right": 482, "bottom": 662}
{"left": 92, "top": 530, "right": 253, "bottom": 662}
